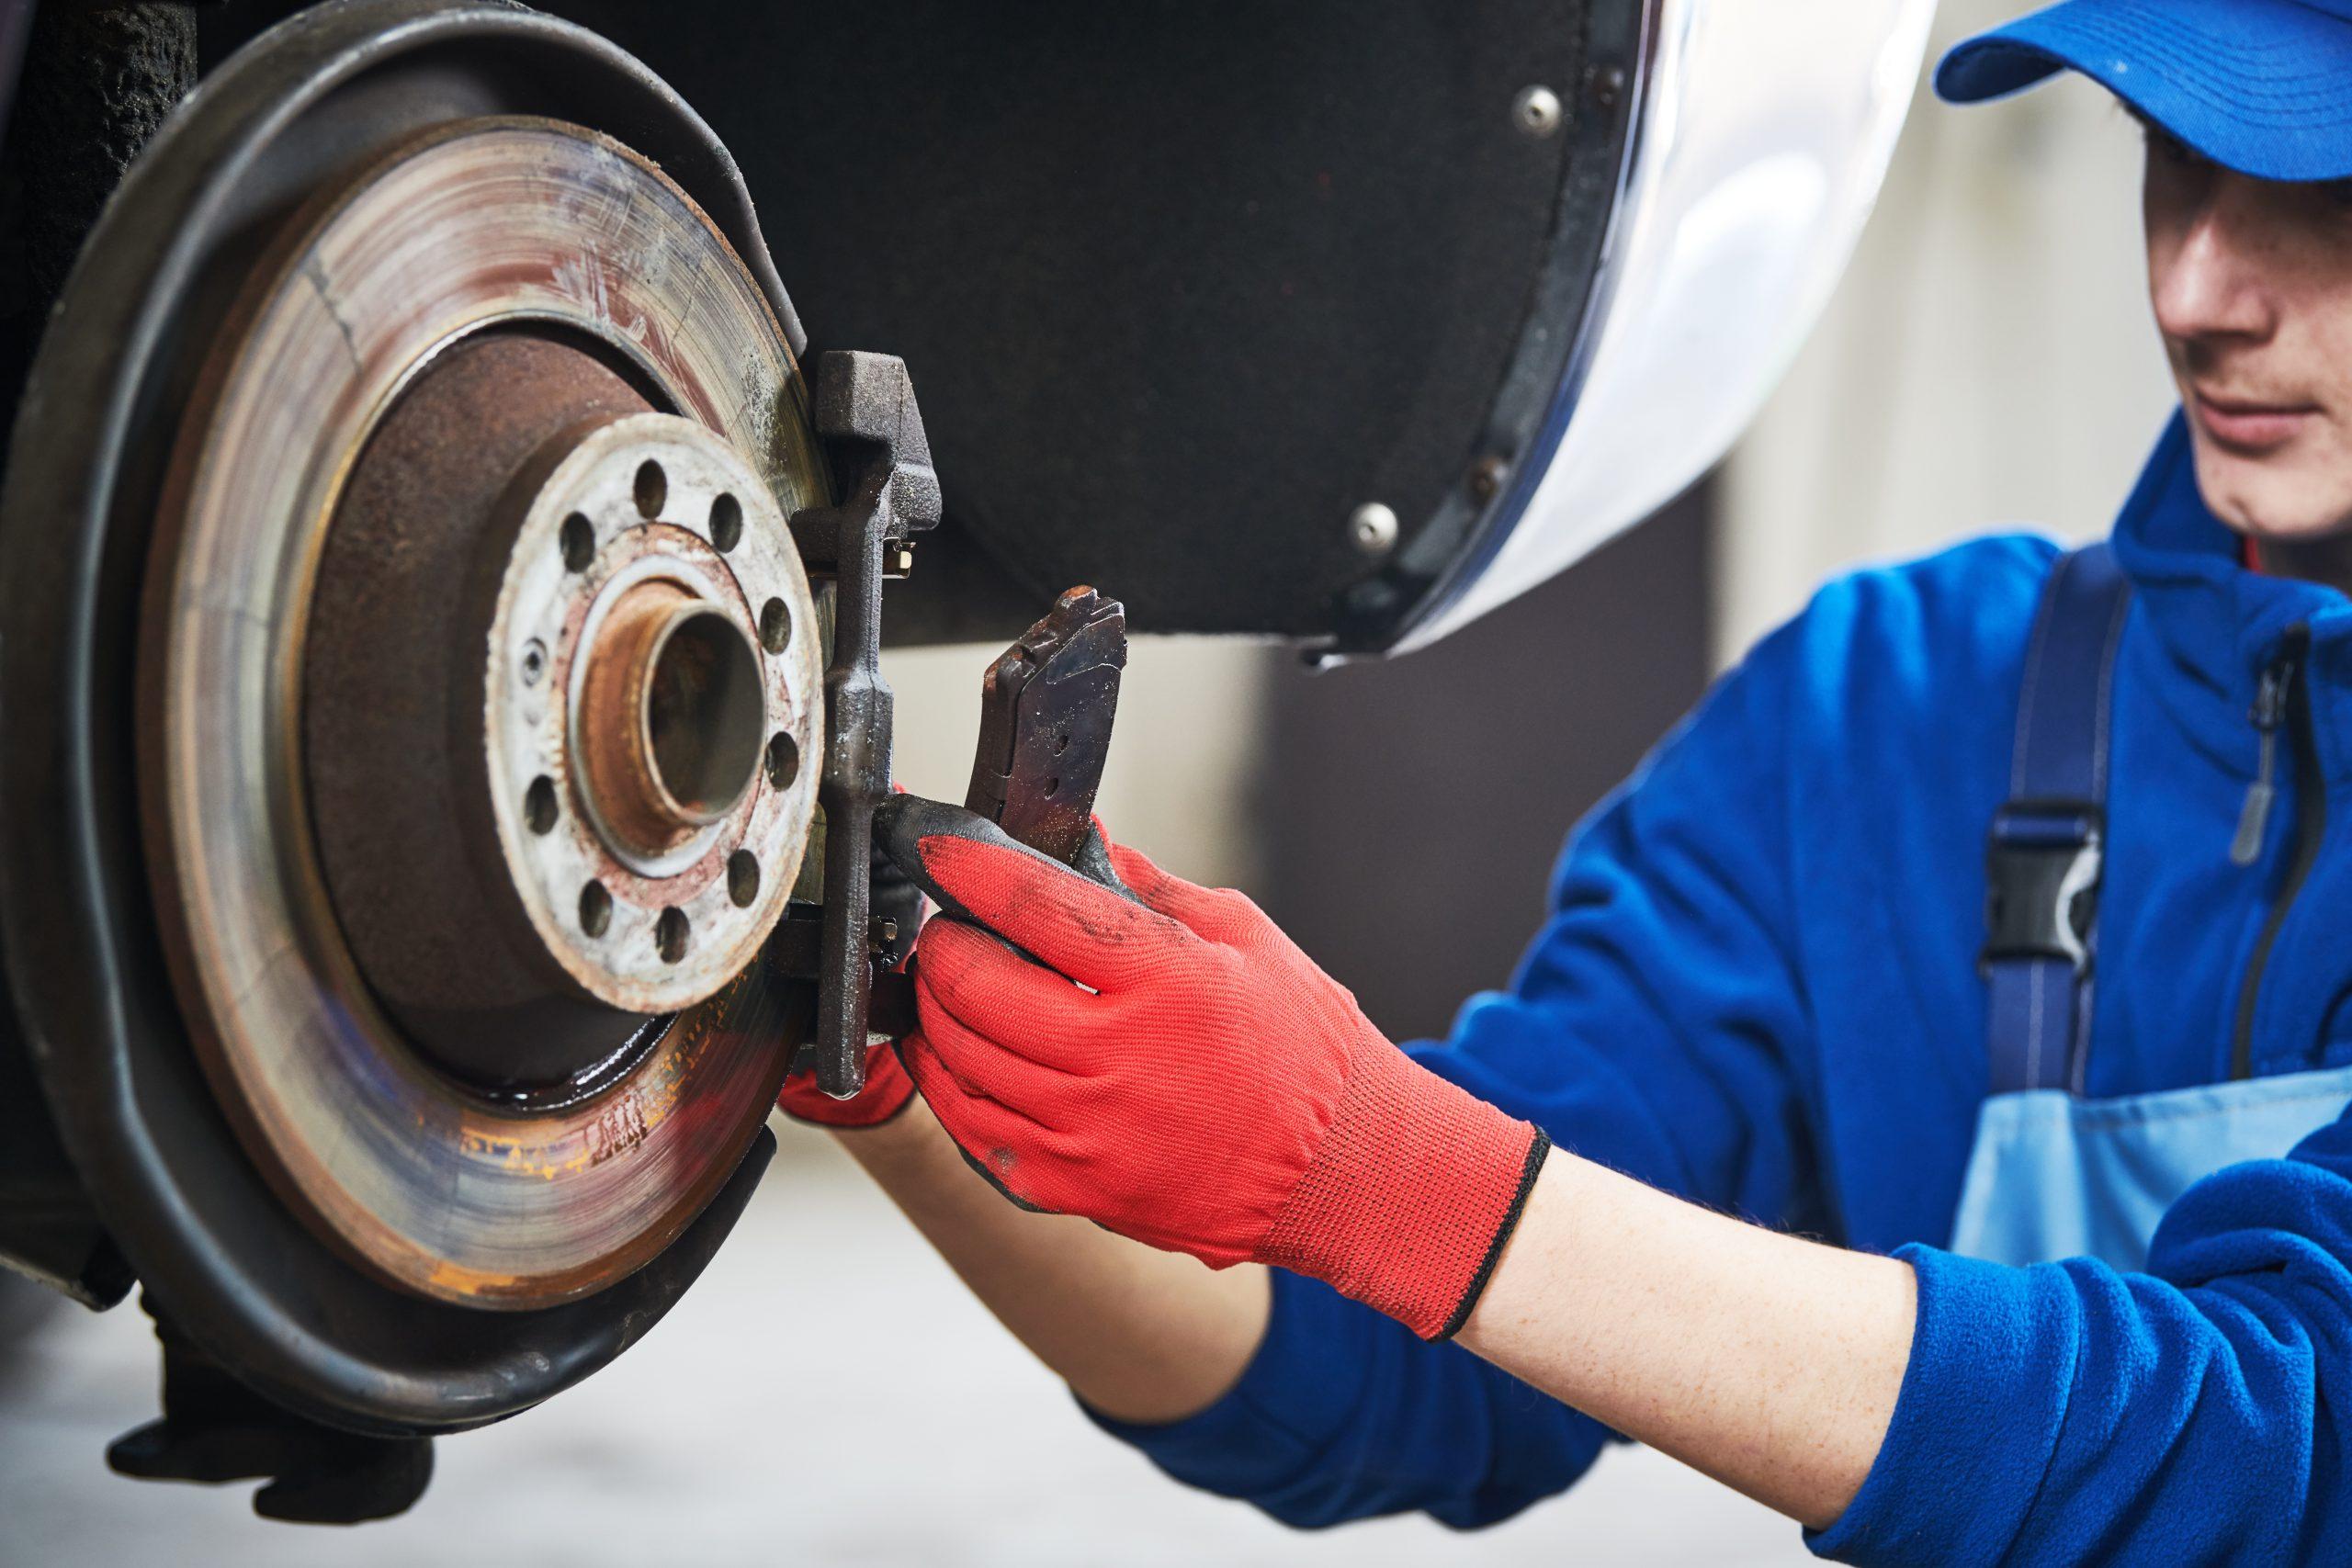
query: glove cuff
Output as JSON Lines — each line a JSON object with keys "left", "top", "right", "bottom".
{"left": 1255, "top": 1035, "right": 1549, "bottom": 1340}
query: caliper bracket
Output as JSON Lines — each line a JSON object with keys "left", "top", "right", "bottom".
{"left": 784, "top": 352, "right": 940, "bottom": 1097}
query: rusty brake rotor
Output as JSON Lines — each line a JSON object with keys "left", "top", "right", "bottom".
{"left": 140, "top": 115, "right": 824, "bottom": 1308}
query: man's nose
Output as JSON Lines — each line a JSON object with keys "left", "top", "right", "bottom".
{"left": 2153, "top": 171, "right": 2280, "bottom": 347}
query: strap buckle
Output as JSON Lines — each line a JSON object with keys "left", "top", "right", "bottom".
{"left": 1981, "top": 800, "right": 2103, "bottom": 976}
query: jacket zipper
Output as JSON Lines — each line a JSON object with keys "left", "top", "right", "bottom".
{"left": 2231, "top": 626, "right": 2324, "bottom": 1080}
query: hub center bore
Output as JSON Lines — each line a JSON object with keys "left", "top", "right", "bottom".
{"left": 577, "top": 583, "right": 764, "bottom": 856}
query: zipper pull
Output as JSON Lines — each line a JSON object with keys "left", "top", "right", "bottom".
{"left": 2233, "top": 642, "right": 2301, "bottom": 866}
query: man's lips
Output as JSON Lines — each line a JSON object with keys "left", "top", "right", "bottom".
{"left": 2192, "top": 389, "right": 2321, "bottom": 453}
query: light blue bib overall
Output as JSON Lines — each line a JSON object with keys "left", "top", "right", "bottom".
{"left": 1951, "top": 1065, "right": 2352, "bottom": 1269}
{"left": 1950, "top": 545, "right": 2352, "bottom": 1270}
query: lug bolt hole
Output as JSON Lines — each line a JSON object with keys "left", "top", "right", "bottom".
{"left": 760, "top": 596, "right": 790, "bottom": 655}
{"left": 764, "top": 731, "right": 799, "bottom": 791}
{"left": 710, "top": 492, "right": 743, "bottom": 552}
{"left": 1045, "top": 776, "right": 1060, "bottom": 798}
{"left": 525, "top": 774, "right": 560, "bottom": 835}
{"left": 656, "top": 906, "right": 691, "bottom": 964}
{"left": 728, "top": 849, "right": 761, "bottom": 908}
{"left": 634, "top": 459, "right": 667, "bottom": 519}
{"left": 579, "top": 880, "right": 613, "bottom": 938}
{"left": 560, "top": 513, "right": 595, "bottom": 572}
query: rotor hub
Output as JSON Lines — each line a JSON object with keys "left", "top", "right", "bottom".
{"left": 484, "top": 410, "right": 812, "bottom": 1017}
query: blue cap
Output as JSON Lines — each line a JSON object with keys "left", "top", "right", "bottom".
{"left": 1937, "top": 0, "right": 2352, "bottom": 181}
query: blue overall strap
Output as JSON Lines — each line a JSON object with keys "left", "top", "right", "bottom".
{"left": 1982, "top": 544, "right": 2132, "bottom": 1095}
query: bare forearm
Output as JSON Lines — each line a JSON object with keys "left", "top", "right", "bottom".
{"left": 1459, "top": 1154, "right": 1916, "bottom": 1530}
{"left": 833, "top": 1100, "right": 1269, "bottom": 1423}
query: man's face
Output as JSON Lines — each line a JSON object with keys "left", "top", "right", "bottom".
{"left": 2144, "top": 125, "right": 2352, "bottom": 542}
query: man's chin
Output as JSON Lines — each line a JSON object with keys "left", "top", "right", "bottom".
{"left": 2189, "top": 444, "right": 2352, "bottom": 547}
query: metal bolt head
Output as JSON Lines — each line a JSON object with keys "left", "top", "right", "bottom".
{"left": 1466, "top": 456, "right": 1510, "bottom": 504}
{"left": 1348, "top": 502, "right": 1400, "bottom": 558}
{"left": 520, "top": 637, "right": 548, "bottom": 687}
{"left": 1512, "top": 85, "right": 1564, "bottom": 138}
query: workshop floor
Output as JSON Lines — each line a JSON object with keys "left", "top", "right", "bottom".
{"left": 1, "top": 1123, "right": 1811, "bottom": 1567}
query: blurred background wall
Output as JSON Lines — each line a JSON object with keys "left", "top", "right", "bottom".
{"left": 3, "top": 6, "right": 2207, "bottom": 1563}
{"left": 1721, "top": 0, "right": 2178, "bottom": 660}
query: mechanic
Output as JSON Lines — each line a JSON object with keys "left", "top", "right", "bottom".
{"left": 779, "top": 4, "right": 2352, "bottom": 1561}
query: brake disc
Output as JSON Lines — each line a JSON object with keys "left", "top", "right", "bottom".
{"left": 0, "top": 0, "right": 827, "bottom": 1428}
{"left": 145, "top": 115, "right": 821, "bottom": 1306}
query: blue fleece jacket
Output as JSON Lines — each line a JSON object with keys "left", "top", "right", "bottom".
{"left": 1089, "top": 416, "right": 2352, "bottom": 1564}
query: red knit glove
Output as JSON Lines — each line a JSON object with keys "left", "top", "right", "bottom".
{"left": 877, "top": 797, "right": 1548, "bottom": 1340}
{"left": 775, "top": 1041, "right": 915, "bottom": 1128}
